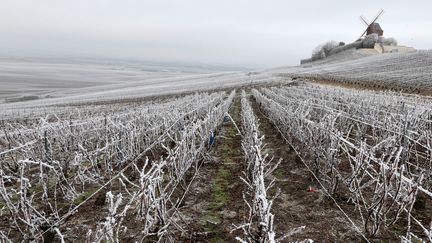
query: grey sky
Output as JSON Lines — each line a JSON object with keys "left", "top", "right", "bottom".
{"left": 0, "top": 0, "right": 431, "bottom": 68}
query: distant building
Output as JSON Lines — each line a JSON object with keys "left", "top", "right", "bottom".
{"left": 367, "top": 23, "right": 383, "bottom": 36}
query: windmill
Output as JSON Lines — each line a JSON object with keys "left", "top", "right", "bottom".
{"left": 359, "top": 9, "right": 384, "bottom": 39}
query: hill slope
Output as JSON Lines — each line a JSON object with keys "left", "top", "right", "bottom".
{"left": 273, "top": 50, "right": 432, "bottom": 94}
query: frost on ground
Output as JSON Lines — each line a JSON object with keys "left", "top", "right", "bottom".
{"left": 272, "top": 50, "right": 432, "bottom": 94}
{"left": 0, "top": 57, "right": 288, "bottom": 116}
{"left": 1, "top": 53, "right": 432, "bottom": 242}
{"left": 1, "top": 83, "right": 431, "bottom": 242}
{"left": 0, "top": 57, "right": 252, "bottom": 106}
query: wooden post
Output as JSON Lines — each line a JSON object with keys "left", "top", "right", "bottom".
{"left": 43, "top": 130, "right": 50, "bottom": 196}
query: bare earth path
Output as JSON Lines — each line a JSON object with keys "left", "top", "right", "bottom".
{"left": 176, "top": 95, "right": 245, "bottom": 242}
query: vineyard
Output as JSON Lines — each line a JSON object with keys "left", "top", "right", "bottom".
{"left": 1, "top": 80, "right": 432, "bottom": 242}
{"left": 276, "top": 50, "right": 432, "bottom": 94}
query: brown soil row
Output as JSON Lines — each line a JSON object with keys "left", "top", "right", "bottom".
{"left": 249, "top": 93, "right": 370, "bottom": 242}
{"left": 174, "top": 95, "right": 246, "bottom": 242}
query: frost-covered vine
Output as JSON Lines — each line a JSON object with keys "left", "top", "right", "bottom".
{"left": 253, "top": 84, "right": 432, "bottom": 241}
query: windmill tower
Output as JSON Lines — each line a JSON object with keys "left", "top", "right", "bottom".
{"left": 359, "top": 9, "right": 384, "bottom": 39}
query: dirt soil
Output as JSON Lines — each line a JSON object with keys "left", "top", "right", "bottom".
{"left": 6, "top": 86, "right": 429, "bottom": 242}
{"left": 174, "top": 96, "right": 246, "bottom": 242}
{"left": 172, "top": 91, "right": 413, "bottom": 242}
{"left": 173, "top": 92, "right": 379, "bottom": 242}
{"left": 248, "top": 93, "right": 370, "bottom": 242}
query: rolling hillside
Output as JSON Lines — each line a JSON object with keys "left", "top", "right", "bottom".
{"left": 273, "top": 50, "right": 432, "bottom": 94}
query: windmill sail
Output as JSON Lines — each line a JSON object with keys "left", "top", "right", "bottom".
{"left": 358, "top": 9, "right": 384, "bottom": 39}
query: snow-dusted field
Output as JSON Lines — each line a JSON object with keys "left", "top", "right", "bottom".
{"left": 0, "top": 57, "right": 252, "bottom": 105}
{"left": 273, "top": 50, "right": 432, "bottom": 93}
{"left": 0, "top": 58, "right": 287, "bottom": 117}
{"left": 1, "top": 54, "right": 432, "bottom": 241}
{"left": 0, "top": 58, "right": 199, "bottom": 102}
{"left": 1, "top": 82, "right": 431, "bottom": 242}
{"left": 3, "top": 50, "right": 431, "bottom": 114}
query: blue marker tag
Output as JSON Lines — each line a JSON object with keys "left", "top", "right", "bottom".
{"left": 209, "top": 131, "right": 215, "bottom": 146}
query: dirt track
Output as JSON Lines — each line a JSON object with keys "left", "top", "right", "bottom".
{"left": 175, "top": 96, "right": 245, "bottom": 242}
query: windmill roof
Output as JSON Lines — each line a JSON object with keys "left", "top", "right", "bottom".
{"left": 370, "top": 23, "right": 382, "bottom": 29}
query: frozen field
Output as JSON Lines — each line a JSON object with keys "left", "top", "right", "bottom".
{"left": 273, "top": 50, "right": 432, "bottom": 94}
{"left": 0, "top": 58, "right": 287, "bottom": 117}
{"left": 0, "top": 57, "right": 245, "bottom": 105}
{"left": 1, "top": 82, "right": 431, "bottom": 242}
{"left": 1, "top": 53, "right": 432, "bottom": 242}
{"left": 3, "top": 50, "right": 431, "bottom": 113}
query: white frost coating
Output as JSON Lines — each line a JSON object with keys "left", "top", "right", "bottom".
{"left": 277, "top": 50, "right": 432, "bottom": 93}
{"left": 0, "top": 70, "right": 283, "bottom": 112}
{"left": 253, "top": 83, "right": 432, "bottom": 241}
{"left": 234, "top": 90, "right": 304, "bottom": 242}
{"left": 0, "top": 89, "right": 236, "bottom": 241}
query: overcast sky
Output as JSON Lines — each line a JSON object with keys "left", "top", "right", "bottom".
{"left": 0, "top": 0, "right": 431, "bottom": 68}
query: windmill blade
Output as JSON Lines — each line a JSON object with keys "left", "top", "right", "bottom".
{"left": 357, "top": 9, "right": 383, "bottom": 40}
{"left": 359, "top": 15, "right": 369, "bottom": 26}
{"left": 359, "top": 28, "right": 368, "bottom": 39}
{"left": 370, "top": 9, "right": 384, "bottom": 24}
